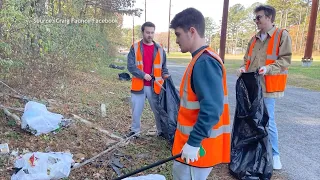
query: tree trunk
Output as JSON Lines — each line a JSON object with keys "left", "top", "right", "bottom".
{"left": 100, "top": 10, "right": 106, "bottom": 33}
{"left": 44, "top": 0, "right": 49, "bottom": 15}
{"left": 316, "top": 26, "right": 319, "bottom": 51}
{"left": 284, "top": 10, "right": 288, "bottom": 28}
{"left": 80, "top": 3, "right": 87, "bottom": 18}
{"left": 94, "top": 1, "right": 97, "bottom": 18}
{"left": 300, "top": 7, "right": 310, "bottom": 53}
{"left": 51, "top": 0, "right": 54, "bottom": 16}
{"left": 235, "top": 29, "right": 239, "bottom": 55}
{"left": 279, "top": 11, "right": 283, "bottom": 28}
{"left": 295, "top": 8, "right": 302, "bottom": 52}
{"left": 37, "top": 0, "right": 47, "bottom": 17}
{"left": 58, "top": 0, "right": 62, "bottom": 17}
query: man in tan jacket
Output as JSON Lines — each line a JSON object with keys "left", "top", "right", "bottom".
{"left": 237, "top": 5, "right": 292, "bottom": 170}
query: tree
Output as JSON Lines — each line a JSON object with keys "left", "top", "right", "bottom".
{"left": 267, "top": 0, "right": 304, "bottom": 28}
{"left": 205, "top": 17, "right": 217, "bottom": 46}
{"left": 154, "top": 32, "right": 168, "bottom": 48}
{"left": 227, "top": 4, "right": 247, "bottom": 54}
{"left": 0, "top": 0, "right": 141, "bottom": 82}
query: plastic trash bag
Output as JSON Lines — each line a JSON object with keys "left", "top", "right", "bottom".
{"left": 21, "top": 101, "right": 63, "bottom": 136}
{"left": 157, "top": 76, "right": 180, "bottom": 145}
{"left": 229, "top": 71, "right": 273, "bottom": 180}
{"left": 109, "top": 64, "right": 125, "bottom": 70}
{"left": 11, "top": 152, "right": 74, "bottom": 180}
{"left": 118, "top": 72, "right": 131, "bottom": 81}
{"left": 124, "top": 174, "right": 166, "bottom": 180}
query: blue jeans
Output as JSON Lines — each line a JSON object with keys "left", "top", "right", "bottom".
{"left": 264, "top": 97, "right": 279, "bottom": 156}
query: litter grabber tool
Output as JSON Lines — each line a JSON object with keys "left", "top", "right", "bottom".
{"left": 112, "top": 153, "right": 182, "bottom": 180}
{"left": 151, "top": 75, "right": 166, "bottom": 92}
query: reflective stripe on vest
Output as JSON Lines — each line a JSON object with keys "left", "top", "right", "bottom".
{"left": 153, "top": 44, "right": 164, "bottom": 94}
{"left": 172, "top": 47, "right": 231, "bottom": 168}
{"left": 246, "top": 28, "right": 288, "bottom": 93}
{"left": 131, "top": 42, "right": 164, "bottom": 94}
{"left": 177, "top": 121, "right": 231, "bottom": 138}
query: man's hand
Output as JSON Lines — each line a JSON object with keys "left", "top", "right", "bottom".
{"left": 163, "top": 74, "right": 170, "bottom": 80}
{"left": 181, "top": 143, "right": 200, "bottom": 164}
{"left": 144, "top": 74, "right": 152, "bottom": 81}
{"left": 259, "top": 66, "right": 267, "bottom": 75}
{"left": 236, "top": 67, "right": 246, "bottom": 77}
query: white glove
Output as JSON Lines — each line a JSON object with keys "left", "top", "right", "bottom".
{"left": 259, "top": 66, "right": 267, "bottom": 75}
{"left": 236, "top": 67, "right": 246, "bottom": 77}
{"left": 181, "top": 143, "right": 200, "bottom": 164}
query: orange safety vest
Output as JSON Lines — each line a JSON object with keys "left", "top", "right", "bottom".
{"left": 172, "top": 47, "right": 231, "bottom": 168}
{"left": 245, "top": 28, "right": 288, "bottom": 93}
{"left": 131, "top": 41, "right": 164, "bottom": 94}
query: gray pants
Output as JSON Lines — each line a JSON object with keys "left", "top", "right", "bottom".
{"left": 172, "top": 161, "right": 213, "bottom": 180}
{"left": 130, "top": 86, "right": 162, "bottom": 133}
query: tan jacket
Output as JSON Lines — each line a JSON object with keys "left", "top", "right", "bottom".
{"left": 241, "top": 26, "right": 292, "bottom": 98}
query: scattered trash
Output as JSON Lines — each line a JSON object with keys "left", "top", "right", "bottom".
{"left": 101, "top": 104, "right": 107, "bottom": 117}
{"left": 11, "top": 150, "right": 19, "bottom": 157}
{"left": 74, "top": 153, "right": 86, "bottom": 163}
{"left": 123, "top": 174, "right": 166, "bottom": 180}
{"left": 0, "top": 143, "right": 9, "bottom": 155}
{"left": 109, "top": 158, "right": 123, "bottom": 176}
{"left": 109, "top": 92, "right": 115, "bottom": 95}
{"left": 108, "top": 151, "right": 125, "bottom": 177}
{"left": 59, "top": 119, "right": 72, "bottom": 128}
{"left": 146, "top": 129, "right": 157, "bottom": 136}
{"left": 21, "top": 101, "right": 63, "bottom": 136}
{"left": 109, "top": 64, "right": 125, "bottom": 70}
{"left": 11, "top": 152, "right": 74, "bottom": 180}
{"left": 118, "top": 73, "right": 131, "bottom": 81}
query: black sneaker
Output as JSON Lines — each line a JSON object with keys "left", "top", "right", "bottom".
{"left": 157, "top": 132, "right": 166, "bottom": 139}
{"left": 124, "top": 131, "right": 139, "bottom": 138}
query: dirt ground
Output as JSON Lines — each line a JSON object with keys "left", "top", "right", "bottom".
{"left": 0, "top": 61, "right": 288, "bottom": 180}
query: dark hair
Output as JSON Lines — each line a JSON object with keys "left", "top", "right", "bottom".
{"left": 141, "top": 21, "right": 155, "bottom": 32}
{"left": 254, "top": 5, "right": 276, "bottom": 22}
{"left": 169, "top": 8, "right": 205, "bottom": 38}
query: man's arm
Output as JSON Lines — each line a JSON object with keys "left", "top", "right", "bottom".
{"left": 127, "top": 45, "right": 146, "bottom": 79}
{"left": 266, "top": 30, "right": 292, "bottom": 74}
{"left": 161, "top": 50, "right": 169, "bottom": 77}
{"left": 187, "top": 56, "right": 224, "bottom": 147}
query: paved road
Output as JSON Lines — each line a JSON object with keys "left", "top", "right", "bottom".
{"left": 167, "top": 62, "right": 320, "bottom": 180}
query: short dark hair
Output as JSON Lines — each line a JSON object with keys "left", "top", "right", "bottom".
{"left": 141, "top": 21, "right": 155, "bottom": 32}
{"left": 254, "top": 5, "right": 276, "bottom": 23}
{"left": 169, "top": 8, "right": 205, "bottom": 38}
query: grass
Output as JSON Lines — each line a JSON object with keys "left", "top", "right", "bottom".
{"left": 167, "top": 52, "right": 320, "bottom": 91}
{"left": 167, "top": 51, "right": 320, "bottom": 61}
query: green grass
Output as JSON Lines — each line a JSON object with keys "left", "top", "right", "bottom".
{"left": 168, "top": 55, "right": 320, "bottom": 91}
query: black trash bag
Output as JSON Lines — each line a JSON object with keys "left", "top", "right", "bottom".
{"left": 118, "top": 72, "right": 131, "bottom": 81}
{"left": 109, "top": 64, "right": 125, "bottom": 70}
{"left": 157, "top": 76, "right": 180, "bottom": 145}
{"left": 229, "top": 71, "right": 273, "bottom": 180}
